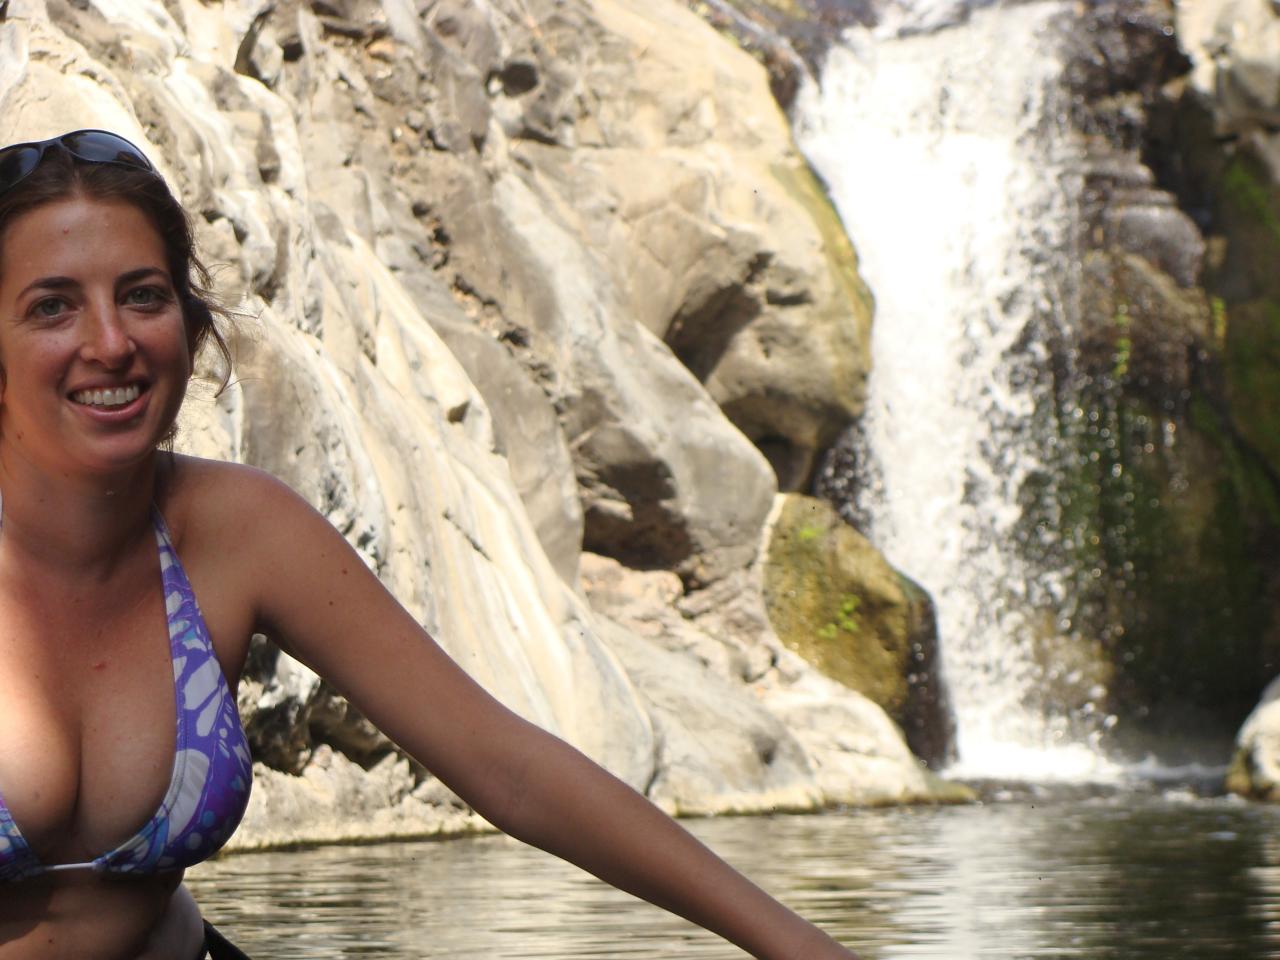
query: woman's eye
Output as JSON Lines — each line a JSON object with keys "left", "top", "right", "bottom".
{"left": 125, "top": 287, "right": 168, "bottom": 307}
{"left": 32, "top": 297, "right": 70, "bottom": 320}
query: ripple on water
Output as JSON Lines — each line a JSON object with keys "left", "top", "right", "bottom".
{"left": 187, "top": 798, "right": 1280, "bottom": 959}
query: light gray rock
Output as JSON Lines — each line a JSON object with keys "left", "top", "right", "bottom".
{"left": 1101, "top": 190, "right": 1206, "bottom": 289}
{"left": 1178, "top": 0, "right": 1280, "bottom": 175}
{"left": 1228, "top": 675, "right": 1280, "bottom": 800}
{"left": 1180, "top": 0, "right": 1280, "bottom": 130}
{"left": 234, "top": 747, "right": 489, "bottom": 849}
{"left": 581, "top": 552, "right": 960, "bottom": 807}
{"left": 429, "top": 310, "right": 585, "bottom": 587}
{"left": 593, "top": 617, "right": 821, "bottom": 816}
{"left": 540, "top": 0, "right": 874, "bottom": 490}
{"left": 0, "top": 0, "right": 930, "bottom": 848}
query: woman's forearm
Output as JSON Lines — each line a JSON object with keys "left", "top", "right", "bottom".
{"left": 483, "top": 715, "right": 859, "bottom": 960}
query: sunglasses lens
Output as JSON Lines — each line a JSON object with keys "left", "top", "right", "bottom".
{"left": 0, "top": 145, "right": 43, "bottom": 192}
{"left": 0, "top": 130, "right": 158, "bottom": 198}
{"left": 61, "top": 131, "right": 153, "bottom": 171}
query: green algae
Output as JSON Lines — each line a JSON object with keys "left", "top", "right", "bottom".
{"left": 763, "top": 495, "right": 913, "bottom": 722}
{"left": 1058, "top": 371, "right": 1275, "bottom": 731}
{"left": 1224, "top": 298, "right": 1280, "bottom": 482}
{"left": 1223, "top": 158, "right": 1280, "bottom": 248}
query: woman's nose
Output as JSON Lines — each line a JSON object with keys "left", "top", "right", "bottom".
{"left": 79, "top": 303, "right": 136, "bottom": 367}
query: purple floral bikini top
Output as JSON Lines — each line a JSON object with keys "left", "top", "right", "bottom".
{"left": 0, "top": 508, "right": 253, "bottom": 882}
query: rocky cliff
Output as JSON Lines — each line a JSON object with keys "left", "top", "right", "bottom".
{"left": 0, "top": 0, "right": 951, "bottom": 846}
{"left": 1053, "top": 0, "right": 1280, "bottom": 763}
{"left": 1157, "top": 0, "right": 1280, "bottom": 797}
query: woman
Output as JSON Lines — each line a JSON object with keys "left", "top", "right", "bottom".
{"left": 0, "top": 129, "right": 859, "bottom": 960}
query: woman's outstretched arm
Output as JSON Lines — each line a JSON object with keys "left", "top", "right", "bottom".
{"left": 230, "top": 465, "right": 859, "bottom": 960}
{"left": 455, "top": 710, "right": 858, "bottom": 960}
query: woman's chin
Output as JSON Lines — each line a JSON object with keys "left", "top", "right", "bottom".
{"left": 62, "top": 393, "right": 184, "bottom": 474}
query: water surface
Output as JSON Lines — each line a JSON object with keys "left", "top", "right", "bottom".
{"left": 188, "top": 792, "right": 1280, "bottom": 958}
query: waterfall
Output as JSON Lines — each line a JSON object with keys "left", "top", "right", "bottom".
{"left": 794, "top": 1, "right": 1121, "bottom": 780}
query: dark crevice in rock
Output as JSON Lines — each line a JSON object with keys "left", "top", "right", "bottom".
{"left": 491, "top": 60, "right": 540, "bottom": 97}
{"left": 667, "top": 288, "right": 762, "bottom": 385}
{"left": 233, "top": 4, "right": 277, "bottom": 82}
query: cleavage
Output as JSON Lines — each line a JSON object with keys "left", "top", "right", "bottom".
{"left": 0, "top": 572, "right": 175, "bottom": 864}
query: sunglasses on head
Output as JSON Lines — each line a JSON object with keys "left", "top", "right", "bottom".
{"left": 0, "top": 129, "right": 156, "bottom": 196}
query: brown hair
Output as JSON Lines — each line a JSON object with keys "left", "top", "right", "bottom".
{"left": 0, "top": 146, "right": 234, "bottom": 392}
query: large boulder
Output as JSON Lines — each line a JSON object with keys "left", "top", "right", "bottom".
{"left": 412, "top": 0, "right": 875, "bottom": 495}
{"left": 761, "top": 494, "right": 955, "bottom": 768}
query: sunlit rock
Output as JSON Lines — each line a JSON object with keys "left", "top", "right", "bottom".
{"left": 235, "top": 746, "right": 489, "bottom": 849}
{"left": 581, "top": 551, "right": 964, "bottom": 805}
{"left": 0, "top": 0, "right": 918, "bottom": 843}
{"left": 1228, "top": 675, "right": 1280, "bottom": 801}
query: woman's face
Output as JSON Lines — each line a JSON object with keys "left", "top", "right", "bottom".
{"left": 0, "top": 194, "right": 191, "bottom": 478}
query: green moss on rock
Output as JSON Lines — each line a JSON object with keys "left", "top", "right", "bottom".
{"left": 1224, "top": 298, "right": 1280, "bottom": 484}
{"left": 1060, "top": 225, "right": 1280, "bottom": 743}
{"left": 1223, "top": 157, "right": 1280, "bottom": 248}
{"left": 764, "top": 495, "right": 906, "bottom": 710}
{"left": 763, "top": 494, "right": 954, "bottom": 765}
{"left": 1060, "top": 369, "right": 1276, "bottom": 738}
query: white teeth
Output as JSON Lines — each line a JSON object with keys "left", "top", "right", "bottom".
{"left": 73, "top": 384, "right": 141, "bottom": 408}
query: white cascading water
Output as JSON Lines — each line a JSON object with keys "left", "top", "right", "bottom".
{"left": 794, "top": 0, "right": 1120, "bottom": 780}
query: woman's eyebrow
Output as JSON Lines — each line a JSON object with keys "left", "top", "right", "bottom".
{"left": 15, "top": 275, "right": 77, "bottom": 299}
{"left": 118, "top": 267, "right": 170, "bottom": 281}
{"left": 116, "top": 266, "right": 170, "bottom": 286}
{"left": 13, "top": 267, "right": 172, "bottom": 304}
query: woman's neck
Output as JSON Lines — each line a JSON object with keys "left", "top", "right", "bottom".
{"left": 0, "top": 449, "right": 161, "bottom": 576}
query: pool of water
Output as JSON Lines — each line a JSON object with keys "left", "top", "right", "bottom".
{"left": 187, "top": 790, "right": 1280, "bottom": 958}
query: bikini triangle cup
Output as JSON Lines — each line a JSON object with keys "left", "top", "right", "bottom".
{"left": 0, "top": 494, "right": 252, "bottom": 881}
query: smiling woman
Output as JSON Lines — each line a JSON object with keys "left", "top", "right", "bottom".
{"left": 0, "top": 130, "right": 862, "bottom": 960}
{"left": 1, "top": 199, "right": 191, "bottom": 475}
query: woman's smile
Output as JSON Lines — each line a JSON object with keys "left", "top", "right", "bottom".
{"left": 71, "top": 383, "right": 144, "bottom": 408}
{"left": 68, "top": 380, "right": 151, "bottom": 423}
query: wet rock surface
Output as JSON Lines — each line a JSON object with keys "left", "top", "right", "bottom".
{"left": 1043, "top": 0, "right": 1280, "bottom": 751}
{"left": 1165, "top": 0, "right": 1280, "bottom": 799}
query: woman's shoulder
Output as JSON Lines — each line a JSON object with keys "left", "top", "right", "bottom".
{"left": 159, "top": 455, "right": 309, "bottom": 547}
{"left": 164, "top": 454, "right": 287, "bottom": 505}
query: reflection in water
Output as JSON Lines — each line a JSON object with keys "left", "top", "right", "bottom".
{"left": 188, "top": 797, "right": 1280, "bottom": 958}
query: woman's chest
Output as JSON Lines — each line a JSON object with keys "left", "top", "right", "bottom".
{"left": 0, "top": 583, "right": 178, "bottom": 863}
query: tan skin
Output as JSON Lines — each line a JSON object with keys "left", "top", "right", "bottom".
{"left": 0, "top": 195, "right": 861, "bottom": 960}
